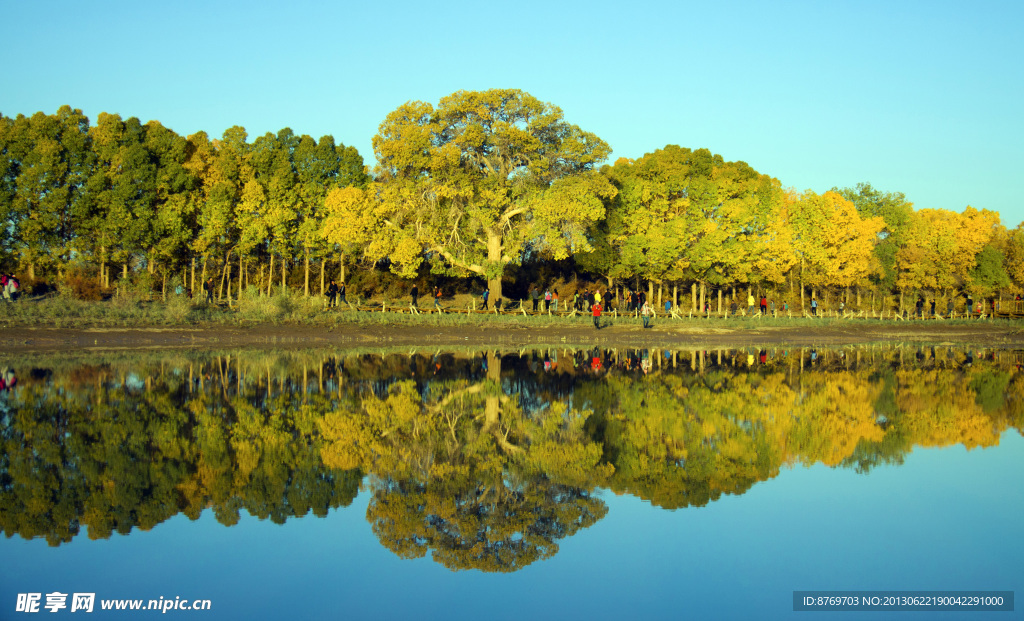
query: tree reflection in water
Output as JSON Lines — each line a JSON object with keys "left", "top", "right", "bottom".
{"left": 0, "top": 346, "right": 1021, "bottom": 571}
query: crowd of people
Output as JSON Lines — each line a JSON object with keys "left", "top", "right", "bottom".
{"left": 3, "top": 269, "right": 1015, "bottom": 325}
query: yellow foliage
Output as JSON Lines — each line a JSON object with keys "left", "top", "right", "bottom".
{"left": 789, "top": 190, "right": 884, "bottom": 288}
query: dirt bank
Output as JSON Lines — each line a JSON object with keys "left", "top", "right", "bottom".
{"left": 1, "top": 319, "right": 1022, "bottom": 354}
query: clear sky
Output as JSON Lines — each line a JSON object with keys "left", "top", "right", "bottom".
{"left": 2, "top": 0, "right": 1022, "bottom": 226}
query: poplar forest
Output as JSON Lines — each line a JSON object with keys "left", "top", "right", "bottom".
{"left": 1, "top": 90, "right": 1021, "bottom": 313}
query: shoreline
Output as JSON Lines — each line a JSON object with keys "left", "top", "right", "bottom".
{"left": 1, "top": 320, "right": 1022, "bottom": 354}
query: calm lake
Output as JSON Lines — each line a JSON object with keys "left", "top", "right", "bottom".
{"left": 1, "top": 346, "right": 1021, "bottom": 619}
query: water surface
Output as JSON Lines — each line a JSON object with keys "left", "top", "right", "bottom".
{"left": 1, "top": 346, "right": 1021, "bottom": 619}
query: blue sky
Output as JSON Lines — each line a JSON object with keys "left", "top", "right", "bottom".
{"left": 3, "top": 0, "right": 1022, "bottom": 226}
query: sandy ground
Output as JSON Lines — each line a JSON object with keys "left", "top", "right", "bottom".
{"left": 1, "top": 319, "right": 1022, "bottom": 353}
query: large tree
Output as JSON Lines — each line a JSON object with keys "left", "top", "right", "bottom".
{"left": 324, "top": 89, "right": 614, "bottom": 300}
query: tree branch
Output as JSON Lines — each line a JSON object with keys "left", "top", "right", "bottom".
{"left": 499, "top": 205, "right": 529, "bottom": 228}
{"left": 429, "top": 245, "right": 485, "bottom": 275}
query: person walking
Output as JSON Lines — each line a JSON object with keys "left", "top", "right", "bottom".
{"left": 760, "top": 295, "right": 767, "bottom": 315}
{"left": 481, "top": 286, "right": 489, "bottom": 310}
{"left": 337, "top": 281, "right": 346, "bottom": 305}
{"left": 747, "top": 292, "right": 755, "bottom": 315}
{"left": 411, "top": 284, "right": 419, "bottom": 308}
{"left": 434, "top": 286, "right": 442, "bottom": 310}
{"left": 204, "top": 278, "right": 214, "bottom": 303}
{"left": 552, "top": 289, "right": 559, "bottom": 312}
{"left": 4, "top": 275, "right": 18, "bottom": 302}
{"left": 544, "top": 289, "right": 551, "bottom": 312}
{"left": 641, "top": 299, "right": 652, "bottom": 329}
{"left": 531, "top": 286, "right": 539, "bottom": 312}
{"left": 810, "top": 298, "right": 817, "bottom": 316}
{"left": 327, "top": 280, "right": 338, "bottom": 307}
{"left": 592, "top": 299, "right": 603, "bottom": 329}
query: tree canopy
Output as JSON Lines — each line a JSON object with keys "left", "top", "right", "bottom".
{"left": 323, "top": 89, "right": 615, "bottom": 299}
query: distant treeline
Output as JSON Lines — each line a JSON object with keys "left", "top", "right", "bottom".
{"left": 3, "top": 91, "right": 1022, "bottom": 311}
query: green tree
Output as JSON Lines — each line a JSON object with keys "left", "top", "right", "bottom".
{"left": 192, "top": 127, "right": 245, "bottom": 297}
{"left": 294, "top": 134, "right": 368, "bottom": 296}
{"left": 143, "top": 120, "right": 197, "bottom": 296}
{"left": 835, "top": 183, "right": 912, "bottom": 288}
{"left": 966, "top": 243, "right": 1010, "bottom": 299}
{"left": 85, "top": 113, "right": 159, "bottom": 287}
{"left": 3, "top": 107, "right": 93, "bottom": 280}
{"left": 585, "top": 146, "right": 788, "bottom": 309}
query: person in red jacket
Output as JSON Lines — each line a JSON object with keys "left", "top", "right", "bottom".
{"left": 592, "top": 300, "right": 602, "bottom": 329}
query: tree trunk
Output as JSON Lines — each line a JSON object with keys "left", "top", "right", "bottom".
{"left": 657, "top": 283, "right": 662, "bottom": 308}
{"left": 219, "top": 250, "right": 231, "bottom": 302}
{"left": 486, "top": 232, "right": 503, "bottom": 301}
{"left": 191, "top": 256, "right": 196, "bottom": 294}
{"left": 224, "top": 260, "right": 232, "bottom": 304}
{"left": 718, "top": 288, "right": 722, "bottom": 314}
{"left": 200, "top": 255, "right": 208, "bottom": 295}
{"left": 691, "top": 283, "right": 697, "bottom": 312}
{"left": 238, "top": 254, "right": 244, "bottom": 301}
{"left": 799, "top": 259, "right": 805, "bottom": 311}
{"left": 267, "top": 254, "right": 274, "bottom": 296}
{"left": 699, "top": 281, "right": 706, "bottom": 313}
{"left": 339, "top": 251, "right": 346, "bottom": 284}
{"left": 320, "top": 259, "right": 325, "bottom": 296}
{"left": 483, "top": 354, "right": 517, "bottom": 453}
{"left": 281, "top": 256, "right": 286, "bottom": 295}
{"left": 304, "top": 248, "right": 310, "bottom": 297}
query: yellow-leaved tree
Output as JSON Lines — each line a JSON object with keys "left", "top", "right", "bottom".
{"left": 896, "top": 207, "right": 999, "bottom": 304}
{"left": 321, "top": 89, "right": 615, "bottom": 300}
{"left": 787, "top": 190, "right": 883, "bottom": 308}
